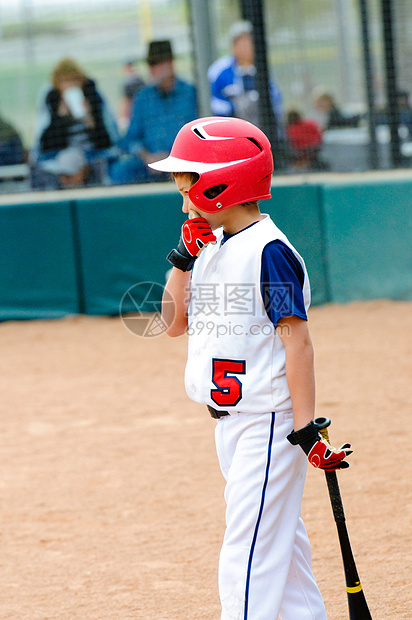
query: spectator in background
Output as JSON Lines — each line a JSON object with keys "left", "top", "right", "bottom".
{"left": 118, "top": 58, "right": 145, "bottom": 131}
{"left": 396, "top": 90, "right": 412, "bottom": 136}
{"left": 376, "top": 90, "right": 412, "bottom": 138}
{"left": 285, "top": 109, "right": 326, "bottom": 172}
{"left": 110, "top": 40, "right": 197, "bottom": 186}
{"left": 208, "top": 20, "right": 283, "bottom": 128}
{"left": 0, "top": 115, "right": 26, "bottom": 166}
{"left": 30, "top": 57, "right": 119, "bottom": 190}
{"left": 313, "top": 91, "right": 360, "bottom": 130}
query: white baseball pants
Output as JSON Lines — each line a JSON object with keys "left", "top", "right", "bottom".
{"left": 215, "top": 410, "right": 327, "bottom": 620}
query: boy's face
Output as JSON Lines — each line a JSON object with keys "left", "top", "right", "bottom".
{"left": 175, "top": 173, "right": 196, "bottom": 215}
{"left": 175, "top": 173, "right": 224, "bottom": 230}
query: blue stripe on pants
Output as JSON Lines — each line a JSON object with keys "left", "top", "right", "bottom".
{"left": 244, "top": 412, "right": 276, "bottom": 619}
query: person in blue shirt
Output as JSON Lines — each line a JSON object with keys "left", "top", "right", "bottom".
{"left": 110, "top": 40, "right": 198, "bottom": 185}
{"left": 208, "top": 21, "right": 283, "bottom": 129}
{"left": 0, "top": 115, "right": 25, "bottom": 166}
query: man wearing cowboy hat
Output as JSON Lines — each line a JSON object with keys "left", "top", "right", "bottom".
{"left": 110, "top": 40, "right": 198, "bottom": 185}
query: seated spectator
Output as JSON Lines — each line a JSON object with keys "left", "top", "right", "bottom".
{"left": 32, "top": 146, "right": 90, "bottom": 189}
{"left": 30, "top": 57, "right": 119, "bottom": 190}
{"left": 313, "top": 91, "right": 360, "bottom": 130}
{"left": 110, "top": 40, "right": 197, "bottom": 186}
{"left": 376, "top": 90, "right": 412, "bottom": 138}
{"left": 285, "top": 109, "right": 326, "bottom": 172}
{"left": 396, "top": 90, "right": 412, "bottom": 136}
{"left": 118, "top": 58, "right": 145, "bottom": 131}
{"left": 208, "top": 20, "right": 283, "bottom": 129}
{"left": 0, "top": 115, "right": 26, "bottom": 166}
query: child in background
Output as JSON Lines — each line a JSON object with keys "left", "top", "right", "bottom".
{"left": 286, "top": 109, "right": 324, "bottom": 171}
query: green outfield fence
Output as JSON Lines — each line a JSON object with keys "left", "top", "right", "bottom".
{"left": 1, "top": 171, "right": 411, "bottom": 321}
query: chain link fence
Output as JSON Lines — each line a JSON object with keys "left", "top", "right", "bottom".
{"left": 0, "top": 0, "right": 411, "bottom": 193}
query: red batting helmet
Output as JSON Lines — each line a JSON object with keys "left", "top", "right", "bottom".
{"left": 148, "top": 116, "right": 273, "bottom": 213}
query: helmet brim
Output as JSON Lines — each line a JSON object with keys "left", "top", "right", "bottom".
{"left": 148, "top": 155, "right": 250, "bottom": 174}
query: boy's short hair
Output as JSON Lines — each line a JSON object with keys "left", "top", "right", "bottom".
{"left": 172, "top": 171, "right": 199, "bottom": 186}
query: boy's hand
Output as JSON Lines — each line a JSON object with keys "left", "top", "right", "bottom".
{"left": 167, "top": 217, "right": 217, "bottom": 272}
{"left": 287, "top": 421, "right": 352, "bottom": 471}
{"left": 307, "top": 437, "right": 352, "bottom": 471}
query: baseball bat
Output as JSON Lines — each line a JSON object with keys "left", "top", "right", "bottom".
{"left": 314, "top": 417, "right": 373, "bottom": 620}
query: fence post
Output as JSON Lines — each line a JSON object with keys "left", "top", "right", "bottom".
{"left": 358, "top": 0, "right": 379, "bottom": 169}
{"left": 187, "top": 0, "right": 216, "bottom": 117}
{"left": 381, "top": 0, "right": 402, "bottom": 167}
{"left": 239, "top": 0, "right": 283, "bottom": 170}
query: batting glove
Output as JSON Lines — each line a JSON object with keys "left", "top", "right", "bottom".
{"left": 287, "top": 421, "right": 352, "bottom": 471}
{"left": 167, "top": 218, "right": 217, "bottom": 272}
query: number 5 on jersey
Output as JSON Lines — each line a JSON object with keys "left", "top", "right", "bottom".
{"left": 211, "top": 358, "right": 246, "bottom": 407}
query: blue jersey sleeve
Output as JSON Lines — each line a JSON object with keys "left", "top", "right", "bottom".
{"left": 260, "top": 240, "right": 307, "bottom": 327}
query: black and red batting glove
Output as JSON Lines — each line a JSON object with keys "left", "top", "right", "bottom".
{"left": 287, "top": 421, "right": 352, "bottom": 471}
{"left": 167, "top": 217, "right": 217, "bottom": 272}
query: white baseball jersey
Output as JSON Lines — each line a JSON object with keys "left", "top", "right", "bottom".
{"left": 184, "top": 215, "right": 326, "bottom": 619}
{"left": 185, "top": 215, "right": 311, "bottom": 413}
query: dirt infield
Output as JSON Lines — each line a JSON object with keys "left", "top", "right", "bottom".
{"left": 0, "top": 300, "right": 411, "bottom": 620}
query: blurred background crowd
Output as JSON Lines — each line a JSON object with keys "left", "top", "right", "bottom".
{"left": 0, "top": 0, "right": 411, "bottom": 193}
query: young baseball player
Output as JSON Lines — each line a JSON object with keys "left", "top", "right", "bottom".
{"left": 150, "top": 117, "right": 352, "bottom": 620}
